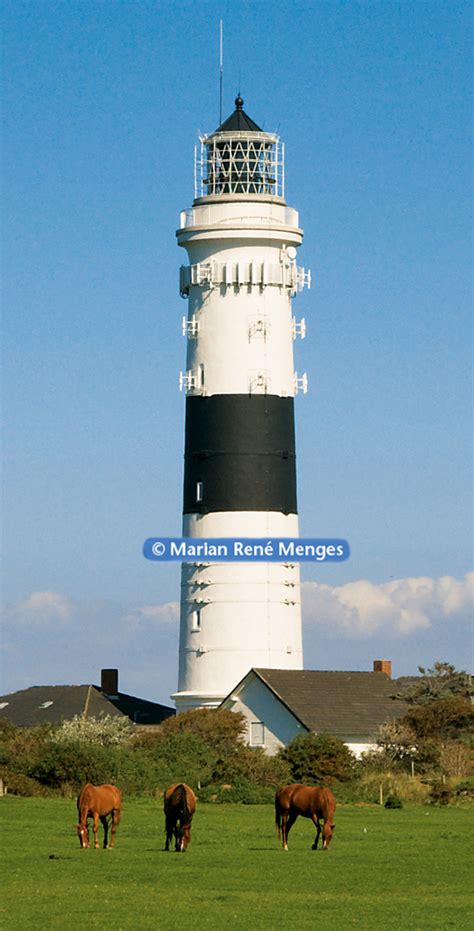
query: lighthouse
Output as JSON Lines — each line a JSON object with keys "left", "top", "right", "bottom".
{"left": 172, "top": 97, "right": 310, "bottom": 713}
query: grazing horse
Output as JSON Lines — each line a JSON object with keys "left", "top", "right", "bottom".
{"left": 164, "top": 783, "right": 196, "bottom": 852}
{"left": 76, "top": 783, "right": 122, "bottom": 849}
{"left": 275, "top": 784, "right": 336, "bottom": 851}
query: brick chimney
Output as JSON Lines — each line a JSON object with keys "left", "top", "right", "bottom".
{"left": 373, "top": 659, "right": 392, "bottom": 678}
{"left": 101, "top": 668, "right": 119, "bottom": 697}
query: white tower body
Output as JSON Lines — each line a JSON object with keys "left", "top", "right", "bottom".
{"left": 172, "top": 98, "right": 309, "bottom": 712}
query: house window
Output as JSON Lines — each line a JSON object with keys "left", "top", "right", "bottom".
{"left": 191, "top": 610, "right": 201, "bottom": 631}
{"left": 196, "top": 481, "right": 203, "bottom": 502}
{"left": 250, "top": 721, "right": 265, "bottom": 746}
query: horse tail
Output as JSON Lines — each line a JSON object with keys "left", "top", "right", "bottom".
{"left": 112, "top": 788, "right": 122, "bottom": 823}
{"left": 275, "top": 792, "right": 282, "bottom": 839}
{"left": 176, "top": 783, "right": 189, "bottom": 822}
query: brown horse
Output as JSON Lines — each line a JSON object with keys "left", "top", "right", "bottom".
{"left": 275, "top": 784, "right": 336, "bottom": 851}
{"left": 164, "top": 783, "right": 196, "bottom": 852}
{"left": 76, "top": 783, "right": 122, "bottom": 849}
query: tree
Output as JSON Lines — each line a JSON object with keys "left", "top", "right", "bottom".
{"left": 278, "top": 733, "right": 356, "bottom": 784}
{"left": 375, "top": 720, "right": 419, "bottom": 769}
{"left": 402, "top": 696, "right": 474, "bottom": 742}
{"left": 361, "top": 720, "right": 441, "bottom": 776}
{"left": 393, "top": 662, "right": 472, "bottom": 705}
{"left": 387, "top": 662, "right": 474, "bottom": 778}
{"left": 152, "top": 708, "right": 247, "bottom": 756}
{"left": 439, "top": 742, "right": 472, "bottom": 778}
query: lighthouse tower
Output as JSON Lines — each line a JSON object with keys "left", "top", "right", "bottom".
{"left": 172, "top": 97, "right": 309, "bottom": 712}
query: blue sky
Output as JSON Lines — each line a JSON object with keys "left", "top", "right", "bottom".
{"left": 2, "top": 0, "right": 472, "bottom": 704}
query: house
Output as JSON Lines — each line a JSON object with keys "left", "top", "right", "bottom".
{"left": 0, "top": 668, "right": 175, "bottom": 728}
{"left": 220, "top": 660, "right": 408, "bottom": 757}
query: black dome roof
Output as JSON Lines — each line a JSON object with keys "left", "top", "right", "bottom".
{"left": 214, "top": 96, "right": 262, "bottom": 133}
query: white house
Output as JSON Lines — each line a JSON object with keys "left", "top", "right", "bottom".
{"left": 220, "top": 661, "right": 408, "bottom": 758}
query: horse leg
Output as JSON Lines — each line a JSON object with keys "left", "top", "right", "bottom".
{"left": 283, "top": 811, "right": 297, "bottom": 850}
{"left": 109, "top": 810, "right": 119, "bottom": 849}
{"left": 164, "top": 816, "right": 173, "bottom": 851}
{"left": 100, "top": 815, "right": 109, "bottom": 849}
{"left": 311, "top": 814, "right": 321, "bottom": 850}
{"left": 93, "top": 813, "right": 100, "bottom": 849}
{"left": 174, "top": 821, "right": 181, "bottom": 852}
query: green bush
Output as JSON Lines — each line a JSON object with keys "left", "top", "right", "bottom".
{"left": 198, "top": 781, "right": 275, "bottom": 804}
{"left": 427, "top": 782, "right": 455, "bottom": 806}
{"left": 0, "top": 722, "right": 54, "bottom": 778}
{"left": 1, "top": 722, "right": 221, "bottom": 796}
{"left": 212, "top": 745, "right": 291, "bottom": 788}
{"left": 323, "top": 780, "right": 363, "bottom": 804}
{"left": 385, "top": 795, "right": 403, "bottom": 809}
{"left": 455, "top": 778, "right": 474, "bottom": 799}
{"left": 153, "top": 707, "right": 247, "bottom": 755}
{"left": 279, "top": 733, "right": 356, "bottom": 784}
{"left": 0, "top": 769, "right": 53, "bottom": 797}
{"left": 29, "top": 741, "right": 118, "bottom": 789}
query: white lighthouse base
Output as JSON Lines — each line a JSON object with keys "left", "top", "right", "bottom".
{"left": 173, "top": 510, "right": 303, "bottom": 713}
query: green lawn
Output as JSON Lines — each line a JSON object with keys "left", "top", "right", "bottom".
{"left": 1, "top": 797, "right": 472, "bottom": 930}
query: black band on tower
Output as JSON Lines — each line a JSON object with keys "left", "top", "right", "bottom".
{"left": 183, "top": 395, "right": 297, "bottom": 515}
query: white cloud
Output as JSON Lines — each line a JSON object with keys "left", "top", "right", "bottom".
{"left": 302, "top": 572, "right": 474, "bottom": 639}
{"left": 8, "top": 591, "right": 74, "bottom": 624}
{"left": 124, "top": 601, "right": 179, "bottom": 628}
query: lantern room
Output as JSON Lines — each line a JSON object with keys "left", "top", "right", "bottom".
{"left": 194, "top": 96, "right": 285, "bottom": 200}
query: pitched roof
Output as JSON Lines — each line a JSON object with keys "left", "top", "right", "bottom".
{"left": 214, "top": 96, "right": 262, "bottom": 134}
{"left": 227, "top": 668, "right": 409, "bottom": 739}
{"left": 0, "top": 684, "right": 174, "bottom": 728}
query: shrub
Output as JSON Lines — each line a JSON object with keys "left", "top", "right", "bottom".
{"left": 154, "top": 708, "right": 247, "bottom": 756}
{"left": 52, "top": 714, "right": 132, "bottom": 746}
{"left": 454, "top": 778, "right": 474, "bottom": 799}
{"left": 198, "top": 781, "right": 275, "bottom": 804}
{"left": 212, "top": 745, "right": 291, "bottom": 788}
{"left": 384, "top": 795, "right": 403, "bottom": 809}
{"left": 427, "top": 782, "right": 454, "bottom": 806}
{"left": 151, "top": 733, "right": 217, "bottom": 789}
{"left": 30, "top": 741, "right": 118, "bottom": 789}
{"left": 0, "top": 769, "right": 53, "bottom": 797}
{"left": 0, "top": 722, "right": 54, "bottom": 775}
{"left": 279, "top": 733, "right": 356, "bottom": 784}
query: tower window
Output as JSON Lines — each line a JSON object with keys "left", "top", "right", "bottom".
{"left": 199, "top": 364, "right": 205, "bottom": 388}
{"left": 196, "top": 481, "right": 203, "bottom": 502}
{"left": 191, "top": 610, "right": 201, "bottom": 631}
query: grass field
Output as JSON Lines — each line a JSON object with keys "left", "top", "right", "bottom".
{"left": 1, "top": 797, "right": 472, "bottom": 930}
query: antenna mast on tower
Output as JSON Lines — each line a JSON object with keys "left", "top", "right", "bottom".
{"left": 219, "top": 19, "right": 223, "bottom": 124}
